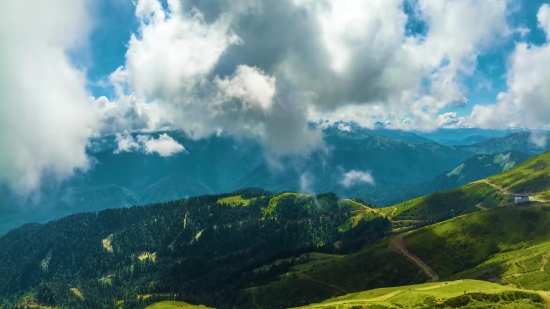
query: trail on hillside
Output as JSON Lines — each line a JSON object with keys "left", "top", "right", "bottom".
{"left": 476, "top": 203, "right": 489, "bottom": 210}
{"left": 389, "top": 234, "right": 439, "bottom": 282}
{"left": 345, "top": 199, "right": 387, "bottom": 218}
{"left": 300, "top": 274, "right": 348, "bottom": 295}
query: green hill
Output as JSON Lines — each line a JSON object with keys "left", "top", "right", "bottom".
{"left": 0, "top": 190, "right": 390, "bottom": 309}
{"left": 354, "top": 150, "right": 530, "bottom": 206}
{"left": 293, "top": 280, "right": 546, "bottom": 309}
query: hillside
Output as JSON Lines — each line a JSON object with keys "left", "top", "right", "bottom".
{"left": 460, "top": 131, "right": 550, "bottom": 155}
{"left": 0, "top": 190, "right": 391, "bottom": 309}
{"left": 439, "top": 134, "right": 490, "bottom": 146}
{"left": 355, "top": 150, "right": 531, "bottom": 206}
{"left": 3, "top": 152, "right": 550, "bottom": 309}
{"left": 293, "top": 280, "right": 546, "bottom": 309}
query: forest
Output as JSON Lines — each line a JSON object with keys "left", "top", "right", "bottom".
{"left": 0, "top": 188, "right": 391, "bottom": 309}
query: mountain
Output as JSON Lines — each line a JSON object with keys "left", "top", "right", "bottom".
{"left": 354, "top": 150, "right": 531, "bottom": 206}
{"left": 0, "top": 129, "right": 480, "bottom": 236}
{"left": 2, "top": 151, "right": 550, "bottom": 309}
{"left": 439, "top": 134, "right": 489, "bottom": 146}
{"left": 460, "top": 131, "right": 550, "bottom": 155}
{"left": 415, "top": 128, "right": 520, "bottom": 143}
{"left": 139, "top": 174, "right": 214, "bottom": 204}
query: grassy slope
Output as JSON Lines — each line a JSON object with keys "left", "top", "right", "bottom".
{"left": 145, "top": 301, "right": 212, "bottom": 309}
{"left": 245, "top": 152, "right": 550, "bottom": 308}
{"left": 489, "top": 151, "right": 550, "bottom": 198}
{"left": 404, "top": 205, "right": 550, "bottom": 288}
{"left": 380, "top": 182, "right": 512, "bottom": 220}
{"left": 293, "top": 280, "right": 545, "bottom": 309}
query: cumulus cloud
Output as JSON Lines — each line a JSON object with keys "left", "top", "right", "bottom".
{"left": 0, "top": 0, "right": 98, "bottom": 194}
{"left": 137, "top": 134, "right": 186, "bottom": 156}
{"left": 468, "top": 3, "right": 550, "bottom": 130}
{"left": 106, "top": 0, "right": 512, "bottom": 156}
{"left": 114, "top": 132, "right": 186, "bottom": 157}
{"left": 340, "top": 170, "right": 375, "bottom": 188}
{"left": 529, "top": 131, "right": 549, "bottom": 149}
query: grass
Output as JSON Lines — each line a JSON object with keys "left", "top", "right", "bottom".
{"left": 102, "top": 234, "right": 113, "bottom": 252}
{"left": 70, "top": 288, "right": 83, "bottom": 299}
{"left": 145, "top": 301, "right": 212, "bottom": 309}
{"left": 294, "top": 280, "right": 545, "bottom": 309}
{"left": 379, "top": 182, "right": 509, "bottom": 220}
{"left": 216, "top": 195, "right": 255, "bottom": 207}
{"left": 138, "top": 252, "right": 157, "bottom": 262}
{"left": 403, "top": 204, "right": 550, "bottom": 289}
{"left": 490, "top": 151, "right": 550, "bottom": 195}
{"left": 253, "top": 252, "right": 344, "bottom": 274}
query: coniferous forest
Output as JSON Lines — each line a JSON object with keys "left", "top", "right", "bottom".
{"left": 0, "top": 189, "right": 391, "bottom": 309}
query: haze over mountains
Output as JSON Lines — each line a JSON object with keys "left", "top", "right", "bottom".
{"left": 0, "top": 127, "right": 548, "bottom": 236}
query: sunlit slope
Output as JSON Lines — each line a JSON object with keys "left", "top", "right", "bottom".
{"left": 381, "top": 150, "right": 550, "bottom": 220}
{"left": 293, "top": 280, "right": 546, "bottom": 309}
{"left": 145, "top": 301, "right": 213, "bottom": 309}
{"left": 403, "top": 205, "right": 550, "bottom": 290}
{"left": 489, "top": 150, "right": 550, "bottom": 198}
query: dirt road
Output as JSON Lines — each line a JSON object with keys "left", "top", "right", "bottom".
{"left": 389, "top": 234, "right": 439, "bottom": 282}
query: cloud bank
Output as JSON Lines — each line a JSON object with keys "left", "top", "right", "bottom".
{"left": 0, "top": 0, "right": 97, "bottom": 194}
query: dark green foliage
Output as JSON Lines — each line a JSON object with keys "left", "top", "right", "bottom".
{"left": 442, "top": 295, "right": 470, "bottom": 308}
{"left": 0, "top": 191, "right": 390, "bottom": 309}
{"left": 468, "top": 292, "right": 500, "bottom": 302}
{"left": 500, "top": 291, "right": 543, "bottom": 303}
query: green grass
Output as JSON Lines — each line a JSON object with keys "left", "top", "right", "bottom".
{"left": 216, "top": 195, "right": 255, "bottom": 206}
{"left": 490, "top": 151, "right": 550, "bottom": 195}
{"left": 403, "top": 205, "right": 550, "bottom": 288}
{"left": 294, "top": 280, "right": 545, "bottom": 309}
{"left": 145, "top": 301, "right": 212, "bottom": 309}
{"left": 380, "top": 182, "right": 509, "bottom": 220}
{"left": 253, "top": 252, "right": 345, "bottom": 274}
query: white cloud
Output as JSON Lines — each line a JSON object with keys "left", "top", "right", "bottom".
{"left": 529, "top": 131, "right": 549, "bottom": 149}
{"left": 0, "top": 0, "right": 98, "bottom": 194}
{"left": 340, "top": 170, "right": 375, "bottom": 188}
{"left": 114, "top": 131, "right": 141, "bottom": 153}
{"left": 112, "top": 0, "right": 322, "bottom": 155}
{"left": 468, "top": 4, "right": 550, "bottom": 130}
{"left": 114, "top": 132, "right": 186, "bottom": 157}
{"left": 215, "top": 65, "right": 277, "bottom": 111}
{"left": 112, "top": 0, "right": 241, "bottom": 99}
{"left": 538, "top": 4, "right": 550, "bottom": 40}
{"left": 299, "top": 172, "right": 314, "bottom": 194}
{"left": 437, "top": 112, "right": 468, "bottom": 129}
{"left": 337, "top": 123, "right": 352, "bottom": 132}
{"left": 137, "top": 134, "right": 186, "bottom": 156}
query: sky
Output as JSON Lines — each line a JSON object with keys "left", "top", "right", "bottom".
{"left": 1, "top": 0, "right": 550, "bottom": 194}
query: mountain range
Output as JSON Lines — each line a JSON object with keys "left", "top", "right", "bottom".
{"left": 0, "top": 128, "right": 549, "bottom": 236}
{"left": 2, "top": 150, "right": 550, "bottom": 308}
